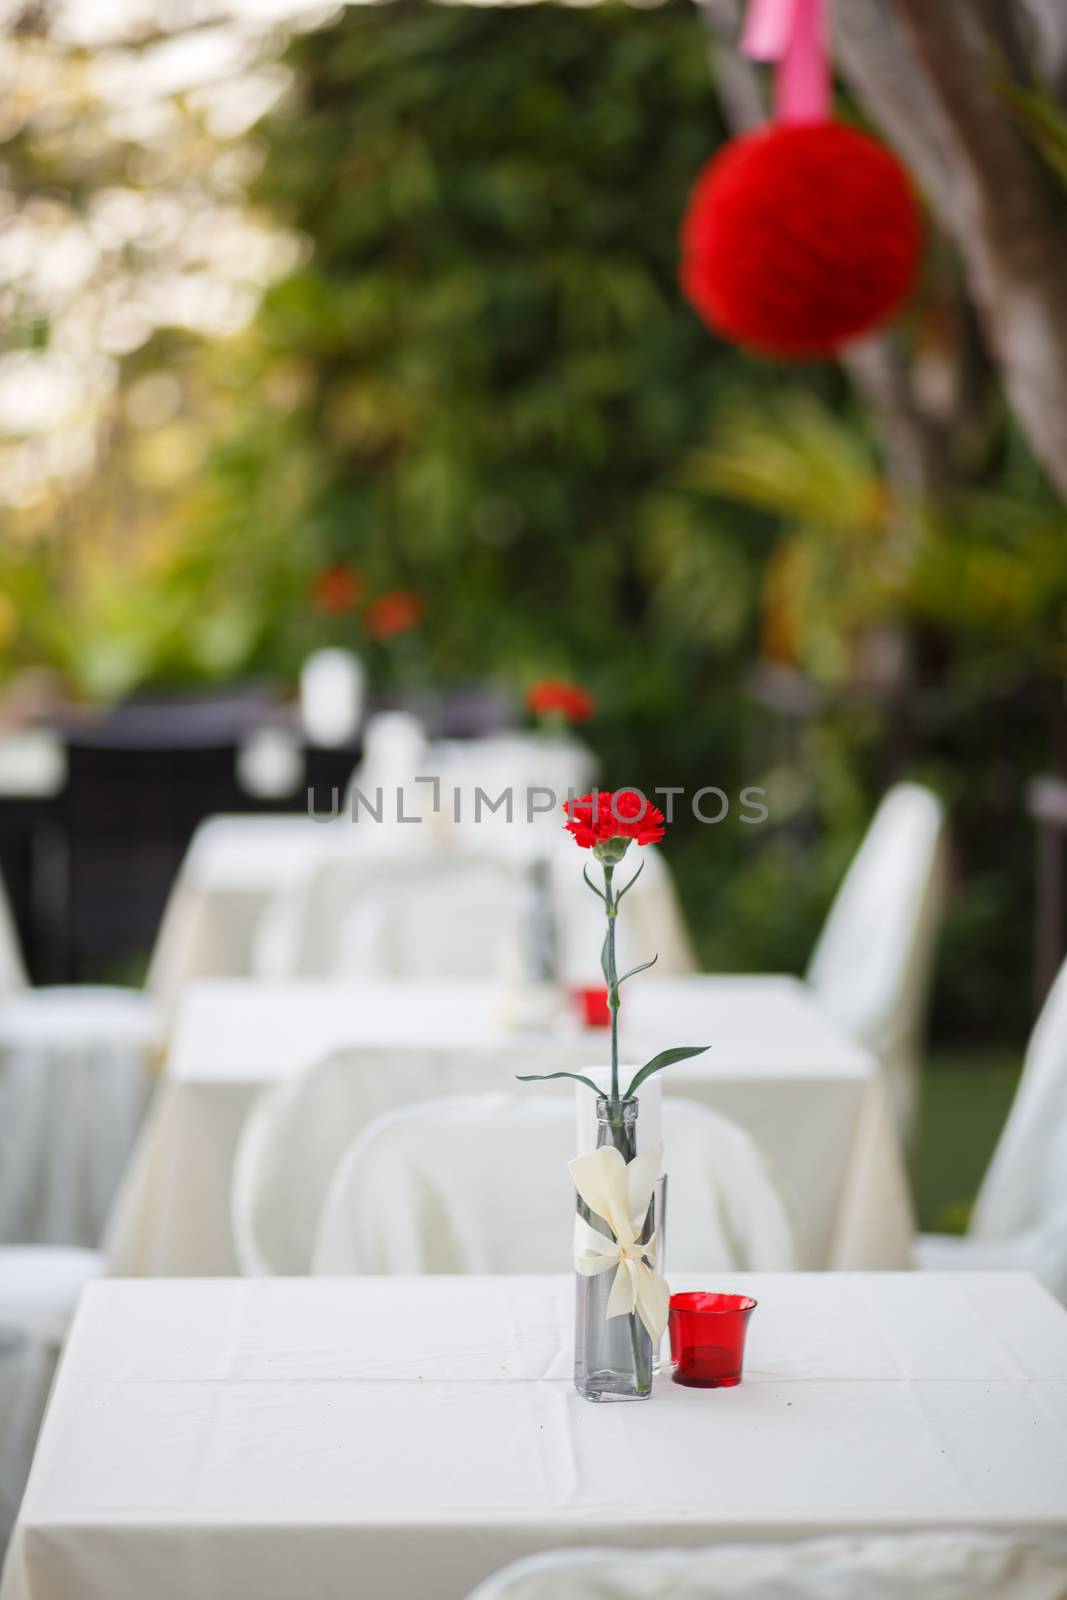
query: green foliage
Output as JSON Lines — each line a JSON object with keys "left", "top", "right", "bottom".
{"left": 624, "top": 1045, "right": 708, "bottom": 1100}
{"left": 515, "top": 1069, "right": 606, "bottom": 1095}
{"left": 699, "top": 386, "right": 1067, "bottom": 1036}
{"left": 689, "top": 394, "right": 893, "bottom": 685}
{"left": 1000, "top": 78, "right": 1067, "bottom": 191}
{"left": 170, "top": 0, "right": 775, "bottom": 706}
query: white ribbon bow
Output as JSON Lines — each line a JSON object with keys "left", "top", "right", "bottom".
{"left": 569, "top": 1142, "right": 669, "bottom": 1344}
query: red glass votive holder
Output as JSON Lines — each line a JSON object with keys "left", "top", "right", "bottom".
{"left": 668, "top": 1292, "right": 757, "bottom": 1388}
{"left": 576, "top": 986, "right": 611, "bottom": 1029}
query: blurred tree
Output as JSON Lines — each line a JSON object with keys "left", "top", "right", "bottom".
{"left": 834, "top": 0, "right": 1067, "bottom": 506}
{"left": 157, "top": 2, "right": 791, "bottom": 740}
{"left": 0, "top": 0, "right": 308, "bottom": 696}
{"left": 207, "top": 1, "right": 759, "bottom": 686}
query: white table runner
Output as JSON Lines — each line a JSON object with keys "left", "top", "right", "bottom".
{"left": 103, "top": 977, "right": 912, "bottom": 1276}
{"left": 4, "top": 1274, "right": 1067, "bottom": 1600}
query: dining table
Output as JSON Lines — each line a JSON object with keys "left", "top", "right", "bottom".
{"left": 143, "top": 807, "right": 696, "bottom": 1009}
{"left": 4, "top": 1271, "right": 1066, "bottom": 1600}
{"left": 102, "top": 974, "right": 913, "bottom": 1277}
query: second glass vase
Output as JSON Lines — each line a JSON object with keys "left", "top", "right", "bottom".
{"left": 574, "top": 1095, "right": 656, "bottom": 1402}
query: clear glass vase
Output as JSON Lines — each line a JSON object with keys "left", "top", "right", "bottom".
{"left": 574, "top": 1096, "right": 655, "bottom": 1403}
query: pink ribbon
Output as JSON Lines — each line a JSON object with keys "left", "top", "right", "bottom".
{"left": 741, "top": 0, "right": 831, "bottom": 125}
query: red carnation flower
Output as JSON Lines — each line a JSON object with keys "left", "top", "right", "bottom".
{"left": 564, "top": 790, "right": 666, "bottom": 854}
{"left": 311, "top": 563, "right": 363, "bottom": 615}
{"left": 526, "top": 679, "right": 596, "bottom": 723}
{"left": 364, "top": 589, "right": 424, "bottom": 639}
{"left": 519, "top": 786, "right": 705, "bottom": 1111}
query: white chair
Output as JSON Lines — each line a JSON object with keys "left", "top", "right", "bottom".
{"left": 231, "top": 1044, "right": 591, "bottom": 1276}
{"left": 308, "top": 836, "right": 698, "bottom": 986}
{"left": 258, "top": 850, "right": 530, "bottom": 983}
{"left": 0, "top": 875, "right": 145, "bottom": 1542}
{"left": 916, "top": 956, "right": 1067, "bottom": 1300}
{"left": 0, "top": 872, "right": 158, "bottom": 1249}
{"left": 806, "top": 782, "right": 948, "bottom": 1137}
{"left": 464, "top": 1534, "right": 1067, "bottom": 1600}
{"left": 0, "top": 1245, "right": 101, "bottom": 1548}
{"left": 311, "top": 1092, "right": 796, "bottom": 1276}
{"left": 334, "top": 853, "right": 530, "bottom": 982}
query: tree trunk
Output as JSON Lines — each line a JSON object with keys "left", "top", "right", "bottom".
{"left": 837, "top": 0, "right": 1067, "bottom": 504}
{"left": 1020, "top": 0, "right": 1067, "bottom": 101}
{"left": 698, "top": 0, "right": 766, "bottom": 133}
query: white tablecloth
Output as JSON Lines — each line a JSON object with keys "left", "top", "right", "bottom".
{"left": 4, "top": 1273, "right": 1066, "bottom": 1600}
{"left": 0, "top": 989, "right": 158, "bottom": 1247}
{"left": 103, "top": 976, "right": 911, "bottom": 1276}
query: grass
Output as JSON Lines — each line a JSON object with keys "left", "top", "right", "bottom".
{"left": 909, "top": 1048, "right": 1021, "bottom": 1232}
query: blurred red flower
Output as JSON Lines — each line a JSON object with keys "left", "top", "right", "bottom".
{"left": 311, "top": 564, "right": 363, "bottom": 615}
{"left": 526, "top": 679, "right": 596, "bottom": 723}
{"left": 364, "top": 589, "right": 424, "bottom": 639}
{"left": 564, "top": 790, "right": 666, "bottom": 849}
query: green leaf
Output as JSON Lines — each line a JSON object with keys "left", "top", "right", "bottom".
{"left": 582, "top": 864, "right": 606, "bottom": 902}
{"left": 600, "top": 928, "right": 612, "bottom": 986}
{"left": 516, "top": 1070, "right": 605, "bottom": 1095}
{"left": 999, "top": 78, "right": 1067, "bottom": 189}
{"left": 623, "top": 1045, "right": 709, "bottom": 1099}
{"left": 617, "top": 953, "right": 658, "bottom": 985}
{"left": 614, "top": 858, "right": 645, "bottom": 902}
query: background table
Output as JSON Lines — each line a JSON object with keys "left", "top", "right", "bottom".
{"left": 103, "top": 976, "right": 912, "bottom": 1276}
{"left": 146, "top": 816, "right": 333, "bottom": 1010}
{"left": 5, "top": 1273, "right": 1067, "bottom": 1600}
{"left": 145, "top": 809, "right": 695, "bottom": 1009}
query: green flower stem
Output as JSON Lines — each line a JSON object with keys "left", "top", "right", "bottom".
{"left": 596, "top": 841, "right": 650, "bottom": 1397}
{"left": 603, "top": 861, "right": 620, "bottom": 1107}
{"left": 628, "top": 1311, "right": 650, "bottom": 1396}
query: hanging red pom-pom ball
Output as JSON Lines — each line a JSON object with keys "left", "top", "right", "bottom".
{"left": 680, "top": 121, "right": 922, "bottom": 358}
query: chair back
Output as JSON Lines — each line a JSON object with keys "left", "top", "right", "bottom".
{"left": 806, "top": 782, "right": 947, "bottom": 1134}
{"left": 231, "top": 1043, "right": 590, "bottom": 1276}
{"left": 254, "top": 849, "right": 529, "bottom": 982}
{"left": 971, "top": 955, "right": 1067, "bottom": 1248}
{"left": 464, "top": 1534, "right": 1067, "bottom": 1600}
{"left": 311, "top": 1092, "right": 796, "bottom": 1276}
{"left": 333, "top": 853, "right": 528, "bottom": 981}
{"left": 0, "top": 1245, "right": 102, "bottom": 1549}
{"left": 231, "top": 1046, "right": 446, "bottom": 1276}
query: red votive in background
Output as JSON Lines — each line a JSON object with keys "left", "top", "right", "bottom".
{"left": 576, "top": 986, "right": 611, "bottom": 1028}
{"left": 668, "top": 1292, "right": 757, "bottom": 1388}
